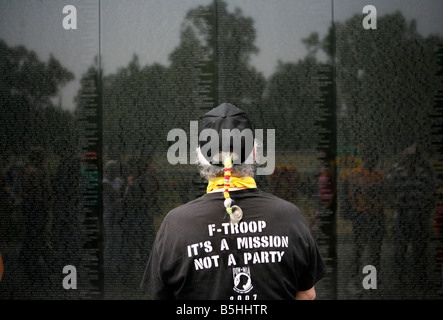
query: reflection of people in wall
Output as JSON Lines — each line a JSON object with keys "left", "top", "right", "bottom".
{"left": 318, "top": 163, "right": 336, "bottom": 211}
{"left": 269, "top": 165, "right": 300, "bottom": 203}
{"left": 121, "top": 158, "right": 157, "bottom": 280}
{"left": 338, "top": 152, "right": 362, "bottom": 222}
{"left": 19, "top": 147, "right": 51, "bottom": 284}
{"left": 51, "top": 150, "right": 83, "bottom": 268}
{"left": 434, "top": 185, "right": 443, "bottom": 295}
{"left": 311, "top": 162, "right": 335, "bottom": 237}
{"left": 102, "top": 160, "right": 124, "bottom": 292}
{"left": 388, "top": 143, "right": 437, "bottom": 285}
{"left": 141, "top": 103, "right": 326, "bottom": 300}
{"left": 347, "top": 148, "right": 385, "bottom": 280}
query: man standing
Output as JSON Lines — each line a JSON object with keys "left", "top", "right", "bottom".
{"left": 141, "top": 103, "right": 326, "bottom": 300}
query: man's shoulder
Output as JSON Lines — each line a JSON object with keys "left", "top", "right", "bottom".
{"left": 162, "top": 193, "right": 217, "bottom": 221}
{"left": 162, "top": 188, "right": 304, "bottom": 226}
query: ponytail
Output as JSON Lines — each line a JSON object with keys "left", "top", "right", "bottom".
{"left": 223, "top": 155, "right": 243, "bottom": 225}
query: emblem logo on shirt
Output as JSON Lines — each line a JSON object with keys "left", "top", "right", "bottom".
{"left": 232, "top": 267, "right": 253, "bottom": 294}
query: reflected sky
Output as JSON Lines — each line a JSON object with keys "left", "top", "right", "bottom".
{"left": 0, "top": 0, "right": 442, "bottom": 111}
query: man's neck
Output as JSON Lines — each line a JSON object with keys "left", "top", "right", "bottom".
{"left": 209, "top": 187, "right": 247, "bottom": 193}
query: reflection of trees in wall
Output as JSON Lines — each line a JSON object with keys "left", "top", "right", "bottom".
{"left": 100, "top": 0, "right": 267, "bottom": 162}
{"left": 3, "top": 3, "right": 441, "bottom": 169}
{"left": 99, "top": 0, "right": 333, "bottom": 161}
{"left": 322, "top": 12, "right": 443, "bottom": 157}
{"left": 0, "top": 40, "right": 75, "bottom": 157}
{"left": 262, "top": 57, "right": 333, "bottom": 154}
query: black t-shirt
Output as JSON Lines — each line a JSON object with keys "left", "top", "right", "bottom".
{"left": 141, "top": 188, "right": 326, "bottom": 300}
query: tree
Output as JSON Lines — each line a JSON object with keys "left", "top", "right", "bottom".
{"left": 260, "top": 26, "right": 334, "bottom": 155}
{"left": 101, "top": 54, "right": 171, "bottom": 160}
{"left": 215, "top": 1, "right": 265, "bottom": 109}
{"left": 0, "top": 40, "right": 75, "bottom": 155}
{"left": 100, "top": 0, "right": 266, "bottom": 163}
{"left": 169, "top": 0, "right": 265, "bottom": 113}
{"left": 321, "top": 12, "right": 443, "bottom": 156}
